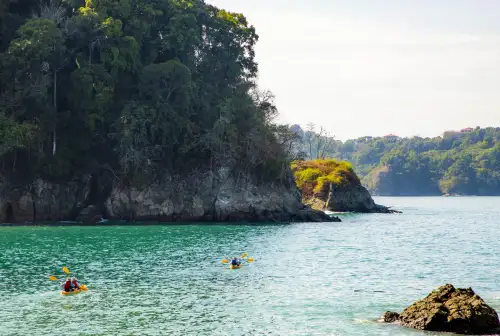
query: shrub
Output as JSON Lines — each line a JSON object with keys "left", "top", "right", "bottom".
{"left": 291, "top": 159, "right": 359, "bottom": 198}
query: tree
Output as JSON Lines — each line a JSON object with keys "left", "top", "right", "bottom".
{"left": 303, "top": 123, "right": 336, "bottom": 160}
{"left": 0, "top": 0, "right": 291, "bottom": 206}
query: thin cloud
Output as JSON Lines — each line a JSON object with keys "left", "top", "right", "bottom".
{"left": 207, "top": 0, "right": 500, "bottom": 140}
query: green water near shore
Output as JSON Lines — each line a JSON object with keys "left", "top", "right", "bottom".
{"left": 1, "top": 197, "right": 500, "bottom": 335}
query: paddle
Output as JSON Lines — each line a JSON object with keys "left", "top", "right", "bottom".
{"left": 49, "top": 266, "right": 71, "bottom": 281}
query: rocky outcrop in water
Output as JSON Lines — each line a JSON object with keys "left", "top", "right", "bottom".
{"left": 0, "top": 169, "right": 339, "bottom": 224}
{"left": 305, "top": 180, "right": 400, "bottom": 214}
{"left": 382, "top": 284, "right": 500, "bottom": 335}
{"left": 325, "top": 182, "right": 400, "bottom": 213}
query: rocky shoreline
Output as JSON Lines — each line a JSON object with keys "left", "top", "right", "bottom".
{"left": 0, "top": 162, "right": 406, "bottom": 225}
{"left": 0, "top": 169, "right": 340, "bottom": 224}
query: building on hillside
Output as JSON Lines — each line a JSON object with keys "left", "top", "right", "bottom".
{"left": 383, "top": 134, "right": 399, "bottom": 140}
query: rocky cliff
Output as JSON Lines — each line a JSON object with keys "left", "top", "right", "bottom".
{"left": 0, "top": 168, "right": 338, "bottom": 224}
{"left": 324, "top": 182, "right": 399, "bottom": 213}
{"left": 304, "top": 178, "right": 400, "bottom": 213}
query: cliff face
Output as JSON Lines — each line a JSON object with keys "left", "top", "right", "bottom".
{"left": 0, "top": 169, "right": 338, "bottom": 224}
{"left": 325, "top": 182, "right": 398, "bottom": 213}
{"left": 305, "top": 181, "right": 397, "bottom": 213}
{"left": 302, "top": 177, "right": 399, "bottom": 214}
{"left": 0, "top": 177, "right": 91, "bottom": 223}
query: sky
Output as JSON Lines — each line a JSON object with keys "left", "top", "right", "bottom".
{"left": 206, "top": 0, "right": 500, "bottom": 140}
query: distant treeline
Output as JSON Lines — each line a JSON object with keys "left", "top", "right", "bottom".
{"left": 291, "top": 125, "right": 500, "bottom": 196}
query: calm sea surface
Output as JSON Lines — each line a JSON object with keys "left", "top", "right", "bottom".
{"left": 1, "top": 197, "right": 499, "bottom": 336}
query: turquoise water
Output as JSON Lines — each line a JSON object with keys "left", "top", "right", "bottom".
{"left": 1, "top": 197, "right": 500, "bottom": 336}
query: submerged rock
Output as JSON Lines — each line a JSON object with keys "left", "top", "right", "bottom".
{"left": 381, "top": 311, "right": 400, "bottom": 323}
{"left": 382, "top": 284, "right": 500, "bottom": 335}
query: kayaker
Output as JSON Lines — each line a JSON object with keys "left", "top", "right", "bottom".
{"left": 62, "top": 278, "right": 73, "bottom": 292}
{"left": 231, "top": 257, "right": 241, "bottom": 267}
{"left": 71, "top": 277, "right": 81, "bottom": 290}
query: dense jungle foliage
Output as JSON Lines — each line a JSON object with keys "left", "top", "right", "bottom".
{"left": 292, "top": 125, "right": 500, "bottom": 196}
{"left": 0, "top": 0, "right": 291, "bottom": 188}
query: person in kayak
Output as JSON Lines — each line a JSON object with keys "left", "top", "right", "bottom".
{"left": 61, "top": 278, "right": 73, "bottom": 292}
{"left": 231, "top": 257, "right": 241, "bottom": 267}
{"left": 71, "top": 277, "right": 81, "bottom": 290}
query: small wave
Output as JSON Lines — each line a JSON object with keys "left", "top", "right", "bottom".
{"left": 353, "top": 289, "right": 385, "bottom": 293}
{"left": 353, "top": 318, "right": 377, "bottom": 324}
{"left": 324, "top": 211, "right": 344, "bottom": 215}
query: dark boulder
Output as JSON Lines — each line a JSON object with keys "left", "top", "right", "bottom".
{"left": 382, "top": 284, "right": 500, "bottom": 335}
{"left": 325, "top": 182, "right": 401, "bottom": 214}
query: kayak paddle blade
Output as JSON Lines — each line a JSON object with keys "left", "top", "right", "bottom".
{"left": 62, "top": 267, "right": 70, "bottom": 274}
{"left": 247, "top": 257, "right": 254, "bottom": 262}
{"left": 221, "top": 259, "right": 229, "bottom": 264}
{"left": 49, "top": 275, "right": 58, "bottom": 281}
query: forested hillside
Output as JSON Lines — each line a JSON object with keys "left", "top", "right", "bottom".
{"left": 292, "top": 125, "right": 500, "bottom": 196}
{"left": 0, "top": 0, "right": 291, "bottom": 190}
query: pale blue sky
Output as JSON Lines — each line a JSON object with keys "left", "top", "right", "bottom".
{"left": 207, "top": 0, "right": 500, "bottom": 140}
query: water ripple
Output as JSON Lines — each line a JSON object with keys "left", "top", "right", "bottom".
{"left": 0, "top": 197, "right": 499, "bottom": 335}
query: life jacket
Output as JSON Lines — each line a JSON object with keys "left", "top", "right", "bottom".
{"left": 72, "top": 279, "right": 79, "bottom": 288}
{"left": 64, "top": 280, "right": 72, "bottom": 291}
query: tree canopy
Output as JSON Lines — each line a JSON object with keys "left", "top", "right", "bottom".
{"left": 0, "top": 0, "right": 291, "bottom": 190}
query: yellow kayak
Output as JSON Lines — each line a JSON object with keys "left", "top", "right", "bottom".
{"left": 61, "top": 284, "right": 88, "bottom": 295}
{"left": 229, "top": 264, "right": 242, "bottom": 270}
